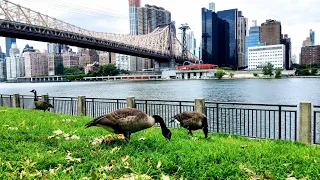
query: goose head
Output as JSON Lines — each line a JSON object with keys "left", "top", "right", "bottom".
{"left": 30, "top": 89, "right": 36, "bottom": 93}
{"left": 152, "top": 115, "right": 172, "bottom": 141}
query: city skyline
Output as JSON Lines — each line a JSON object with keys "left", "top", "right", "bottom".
{"left": 0, "top": 0, "right": 319, "bottom": 59}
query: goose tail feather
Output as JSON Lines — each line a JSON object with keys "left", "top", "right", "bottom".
{"left": 85, "top": 115, "right": 104, "bottom": 128}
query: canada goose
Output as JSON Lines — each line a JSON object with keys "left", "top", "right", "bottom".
{"left": 171, "top": 111, "right": 208, "bottom": 138}
{"left": 30, "top": 89, "right": 54, "bottom": 112}
{"left": 85, "top": 108, "right": 172, "bottom": 142}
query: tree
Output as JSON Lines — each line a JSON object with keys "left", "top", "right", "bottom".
{"left": 275, "top": 68, "right": 282, "bottom": 78}
{"left": 63, "top": 66, "right": 84, "bottom": 75}
{"left": 229, "top": 72, "right": 234, "bottom": 78}
{"left": 311, "top": 68, "right": 318, "bottom": 75}
{"left": 216, "top": 69, "right": 226, "bottom": 79}
{"left": 262, "top": 62, "right": 274, "bottom": 76}
{"left": 55, "top": 63, "right": 64, "bottom": 75}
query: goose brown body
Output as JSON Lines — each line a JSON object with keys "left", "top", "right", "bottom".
{"left": 30, "top": 90, "right": 54, "bottom": 111}
{"left": 85, "top": 108, "right": 171, "bottom": 141}
{"left": 173, "top": 111, "right": 208, "bottom": 138}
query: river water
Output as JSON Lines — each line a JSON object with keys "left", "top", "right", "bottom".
{"left": 1, "top": 78, "right": 320, "bottom": 105}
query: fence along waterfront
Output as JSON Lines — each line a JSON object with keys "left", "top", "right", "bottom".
{"left": 0, "top": 94, "right": 318, "bottom": 144}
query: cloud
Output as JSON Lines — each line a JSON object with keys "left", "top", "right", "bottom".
{"left": 1, "top": 0, "right": 319, "bottom": 60}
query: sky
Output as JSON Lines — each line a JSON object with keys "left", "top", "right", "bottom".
{"left": 0, "top": 0, "right": 319, "bottom": 58}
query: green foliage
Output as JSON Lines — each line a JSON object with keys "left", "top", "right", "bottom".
{"left": 220, "top": 67, "right": 233, "bottom": 70}
{"left": 295, "top": 69, "right": 310, "bottom": 76}
{"left": 311, "top": 68, "right": 318, "bottom": 75}
{"left": 275, "top": 68, "right": 282, "bottom": 79}
{"left": 216, "top": 69, "right": 226, "bottom": 79}
{"left": 253, "top": 72, "right": 259, "bottom": 77}
{"left": 229, "top": 72, "right": 235, "bottom": 78}
{"left": 1, "top": 107, "right": 320, "bottom": 179}
{"left": 63, "top": 66, "right": 84, "bottom": 75}
{"left": 262, "top": 62, "right": 274, "bottom": 76}
{"left": 88, "top": 64, "right": 119, "bottom": 77}
{"left": 55, "top": 63, "right": 64, "bottom": 75}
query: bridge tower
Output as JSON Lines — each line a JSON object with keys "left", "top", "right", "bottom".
{"left": 179, "top": 23, "right": 190, "bottom": 60}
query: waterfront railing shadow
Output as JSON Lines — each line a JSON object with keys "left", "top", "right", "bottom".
{"left": 1, "top": 93, "right": 319, "bottom": 144}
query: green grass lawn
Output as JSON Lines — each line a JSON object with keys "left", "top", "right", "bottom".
{"left": 0, "top": 107, "right": 320, "bottom": 179}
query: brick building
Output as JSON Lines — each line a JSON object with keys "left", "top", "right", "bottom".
{"left": 300, "top": 45, "right": 320, "bottom": 64}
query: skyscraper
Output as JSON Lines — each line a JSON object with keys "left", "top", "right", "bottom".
{"left": 217, "top": 9, "right": 238, "bottom": 68}
{"left": 259, "top": 19, "right": 282, "bottom": 45}
{"left": 237, "top": 11, "right": 248, "bottom": 68}
{"left": 245, "top": 23, "right": 266, "bottom": 67}
{"left": 310, "top": 29, "right": 315, "bottom": 46}
{"left": 209, "top": 2, "right": 215, "bottom": 12}
{"left": 5, "top": 37, "right": 16, "bottom": 57}
{"left": 0, "top": 46, "right": 6, "bottom": 80}
{"left": 6, "top": 43, "right": 25, "bottom": 79}
{"left": 129, "top": 0, "right": 140, "bottom": 35}
{"left": 281, "top": 34, "right": 292, "bottom": 70}
{"left": 202, "top": 8, "right": 229, "bottom": 66}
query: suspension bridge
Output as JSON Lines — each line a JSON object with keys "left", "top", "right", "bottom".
{"left": 0, "top": 0, "right": 198, "bottom": 67}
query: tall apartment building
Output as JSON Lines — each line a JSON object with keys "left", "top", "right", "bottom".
{"left": 237, "top": 11, "right": 248, "bottom": 68}
{"left": 126, "top": 1, "right": 171, "bottom": 71}
{"left": 5, "top": 37, "right": 16, "bottom": 57}
{"left": 300, "top": 45, "right": 320, "bottom": 64}
{"left": 0, "top": 46, "right": 6, "bottom": 80}
{"left": 248, "top": 44, "right": 285, "bottom": 70}
{"left": 217, "top": 8, "right": 238, "bottom": 68}
{"left": 48, "top": 54, "right": 63, "bottom": 75}
{"left": 99, "top": 52, "right": 116, "bottom": 65}
{"left": 281, "top": 34, "right": 292, "bottom": 69}
{"left": 260, "top": 19, "right": 282, "bottom": 45}
{"left": 116, "top": 54, "right": 130, "bottom": 71}
{"left": 6, "top": 43, "right": 25, "bottom": 79}
{"left": 245, "top": 22, "right": 266, "bottom": 67}
{"left": 78, "top": 49, "right": 99, "bottom": 66}
{"left": 47, "top": 43, "right": 63, "bottom": 54}
{"left": 24, "top": 52, "right": 49, "bottom": 77}
{"left": 63, "top": 52, "right": 79, "bottom": 67}
{"left": 202, "top": 7, "right": 229, "bottom": 66}
{"left": 137, "top": 4, "right": 171, "bottom": 35}
{"left": 302, "top": 29, "right": 315, "bottom": 47}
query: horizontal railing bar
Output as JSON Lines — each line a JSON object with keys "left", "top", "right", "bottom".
{"left": 206, "top": 101, "right": 297, "bottom": 107}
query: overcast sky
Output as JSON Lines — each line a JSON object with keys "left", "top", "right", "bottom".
{"left": 0, "top": 0, "right": 319, "bottom": 58}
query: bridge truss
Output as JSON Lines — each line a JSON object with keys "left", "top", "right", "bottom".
{"left": 0, "top": 0, "right": 198, "bottom": 62}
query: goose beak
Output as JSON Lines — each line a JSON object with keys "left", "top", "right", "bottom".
{"left": 170, "top": 116, "right": 175, "bottom": 123}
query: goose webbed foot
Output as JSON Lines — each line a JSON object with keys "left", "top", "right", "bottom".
{"left": 187, "top": 130, "right": 193, "bottom": 136}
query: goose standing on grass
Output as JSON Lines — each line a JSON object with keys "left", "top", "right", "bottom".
{"left": 30, "top": 89, "right": 54, "bottom": 112}
{"left": 85, "top": 108, "right": 172, "bottom": 142}
{"left": 171, "top": 111, "right": 208, "bottom": 138}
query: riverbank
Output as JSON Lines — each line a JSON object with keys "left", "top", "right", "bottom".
{"left": 1, "top": 107, "right": 320, "bottom": 179}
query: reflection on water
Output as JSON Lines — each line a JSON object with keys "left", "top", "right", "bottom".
{"left": 0, "top": 78, "right": 320, "bottom": 105}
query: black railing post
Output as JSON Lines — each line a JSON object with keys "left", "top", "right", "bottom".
{"left": 314, "top": 111, "right": 316, "bottom": 144}
{"left": 179, "top": 101, "right": 182, "bottom": 113}
{"left": 216, "top": 103, "right": 219, "bottom": 133}
{"left": 116, "top": 100, "right": 119, "bottom": 109}
{"left": 92, "top": 99, "right": 95, "bottom": 117}
{"left": 145, "top": 100, "right": 148, "bottom": 113}
{"left": 279, "top": 105, "right": 282, "bottom": 139}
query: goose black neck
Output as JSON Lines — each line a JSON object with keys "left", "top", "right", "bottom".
{"left": 33, "top": 91, "right": 37, "bottom": 101}
{"left": 153, "top": 115, "right": 169, "bottom": 131}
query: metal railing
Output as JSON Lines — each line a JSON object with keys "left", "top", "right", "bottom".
{"left": 85, "top": 98, "right": 127, "bottom": 117}
{"left": 313, "top": 105, "right": 320, "bottom": 144}
{"left": 0, "top": 94, "right": 13, "bottom": 107}
{"left": 205, "top": 102, "right": 297, "bottom": 141}
{"left": 2, "top": 93, "right": 317, "bottom": 143}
